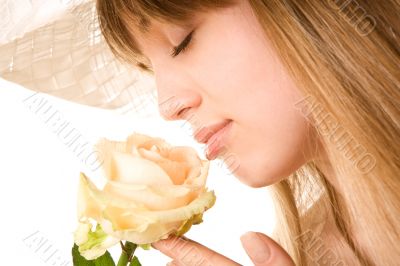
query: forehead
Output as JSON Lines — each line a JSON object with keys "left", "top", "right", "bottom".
{"left": 124, "top": 9, "right": 202, "bottom": 34}
{"left": 123, "top": 12, "right": 201, "bottom": 50}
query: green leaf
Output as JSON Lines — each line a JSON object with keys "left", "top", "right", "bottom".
{"left": 129, "top": 256, "right": 142, "bottom": 266}
{"left": 73, "top": 244, "right": 95, "bottom": 266}
{"left": 72, "top": 244, "right": 115, "bottom": 266}
{"left": 94, "top": 251, "right": 116, "bottom": 266}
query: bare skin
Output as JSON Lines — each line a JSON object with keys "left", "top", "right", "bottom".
{"left": 151, "top": 232, "right": 295, "bottom": 266}
{"left": 126, "top": 0, "right": 338, "bottom": 264}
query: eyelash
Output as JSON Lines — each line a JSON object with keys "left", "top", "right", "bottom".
{"left": 170, "top": 30, "right": 195, "bottom": 58}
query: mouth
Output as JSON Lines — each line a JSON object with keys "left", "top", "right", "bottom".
{"left": 194, "top": 120, "right": 233, "bottom": 160}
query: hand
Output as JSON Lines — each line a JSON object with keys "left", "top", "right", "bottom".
{"left": 151, "top": 231, "right": 295, "bottom": 266}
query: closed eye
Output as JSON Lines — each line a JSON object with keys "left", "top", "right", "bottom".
{"left": 170, "top": 30, "right": 195, "bottom": 57}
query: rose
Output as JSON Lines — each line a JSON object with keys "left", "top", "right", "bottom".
{"left": 74, "top": 132, "right": 216, "bottom": 260}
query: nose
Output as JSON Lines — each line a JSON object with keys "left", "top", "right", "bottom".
{"left": 155, "top": 68, "right": 202, "bottom": 121}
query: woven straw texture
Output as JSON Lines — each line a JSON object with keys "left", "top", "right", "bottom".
{"left": 0, "top": 0, "right": 158, "bottom": 116}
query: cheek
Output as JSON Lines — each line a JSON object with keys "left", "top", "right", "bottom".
{"left": 223, "top": 42, "right": 310, "bottom": 185}
{"left": 186, "top": 7, "right": 311, "bottom": 186}
{"left": 229, "top": 96, "right": 311, "bottom": 188}
{"left": 214, "top": 32, "right": 310, "bottom": 187}
{"left": 228, "top": 55, "right": 311, "bottom": 187}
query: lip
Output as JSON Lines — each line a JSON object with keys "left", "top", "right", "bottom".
{"left": 194, "top": 120, "right": 233, "bottom": 160}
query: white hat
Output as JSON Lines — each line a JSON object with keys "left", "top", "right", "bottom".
{"left": 0, "top": 0, "right": 158, "bottom": 117}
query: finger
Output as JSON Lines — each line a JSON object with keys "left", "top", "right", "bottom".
{"left": 240, "top": 232, "right": 295, "bottom": 266}
{"left": 152, "top": 235, "right": 241, "bottom": 266}
{"left": 166, "top": 259, "right": 192, "bottom": 266}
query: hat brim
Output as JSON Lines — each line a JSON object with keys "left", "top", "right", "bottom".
{"left": 0, "top": 0, "right": 158, "bottom": 117}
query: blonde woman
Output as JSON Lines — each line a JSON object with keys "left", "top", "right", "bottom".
{"left": 2, "top": 0, "right": 397, "bottom": 265}
{"left": 92, "top": 0, "right": 400, "bottom": 265}
{"left": 93, "top": 0, "right": 400, "bottom": 265}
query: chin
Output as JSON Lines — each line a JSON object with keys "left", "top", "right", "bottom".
{"left": 226, "top": 148, "right": 309, "bottom": 188}
{"left": 230, "top": 157, "right": 303, "bottom": 188}
{"left": 229, "top": 164, "right": 279, "bottom": 188}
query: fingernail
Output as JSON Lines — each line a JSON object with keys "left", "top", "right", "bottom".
{"left": 240, "top": 232, "right": 270, "bottom": 263}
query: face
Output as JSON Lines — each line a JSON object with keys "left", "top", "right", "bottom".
{"left": 128, "top": 0, "right": 315, "bottom": 187}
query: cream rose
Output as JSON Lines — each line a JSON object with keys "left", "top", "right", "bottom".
{"left": 74, "top": 132, "right": 216, "bottom": 260}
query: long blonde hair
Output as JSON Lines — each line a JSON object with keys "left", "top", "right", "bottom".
{"left": 96, "top": 0, "right": 400, "bottom": 265}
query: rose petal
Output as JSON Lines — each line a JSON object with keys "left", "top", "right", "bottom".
{"left": 138, "top": 147, "right": 190, "bottom": 185}
{"left": 105, "top": 220, "right": 183, "bottom": 244}
{"left": 110, "top": 151, "right": 173, "bottom": 185}
{"left": 74, "top": 222, "right": 91, "bottom": 245}
{"left": 101, "top": 205, "right": 154, "bottom": 232}
{"left": 103, "top": 182, "right": 199, "bottom": 211}
{"left": 127, "top": 133, "right": 171, "bottom": 151}
{"left": 78, "top": 173, "right": 147, "bottom": 220}
{"left": 137, "top": 190, "right": 216, "bottom": 223}
{"left": 77, "top": 173, "right": 104, "bottom": 220}
{"left": 184, "top": 160, "right": 210, "bottom": 187}
{"left": 168, "top": 147, "right": 201, "bottom": 166}
{"left": 102, "top": 190, "right": 216, "bottom": 244}
{"left": 94, "top": 135, "right": 170, "bottom": 179}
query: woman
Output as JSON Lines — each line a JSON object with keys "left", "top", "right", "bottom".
{"left": 95, "top": 0, "right": 399, "bottom": 265}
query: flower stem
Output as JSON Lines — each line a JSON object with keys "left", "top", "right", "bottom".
{"left": 117, "top": 241, "right": 138, "bottom": 266}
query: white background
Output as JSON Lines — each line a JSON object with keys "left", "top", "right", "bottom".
{"left": 0, "top": 78, "right": 276, "bottom": 266}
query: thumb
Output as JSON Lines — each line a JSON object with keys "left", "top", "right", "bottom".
{"left": 240, "top": 232, "right": 295, "bottom": 266}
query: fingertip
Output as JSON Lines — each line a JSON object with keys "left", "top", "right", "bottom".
{"left": 151, "top": 239, "right": 168, "bottom": 250}
{"left": 240, "top": 231, "right": 259, "bottom": 244}
{"left": 240, "top": 231, "right": 271, "bottom": 264}
{"left": 151, "top": 237, "right": 167, "bottom": 250}
{"left": 151, "top": 235, "right": 180, "bottom": 251}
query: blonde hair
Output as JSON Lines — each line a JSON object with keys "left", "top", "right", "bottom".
{"left": 96, "top": 0, "right": 400, "bottom": 265}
